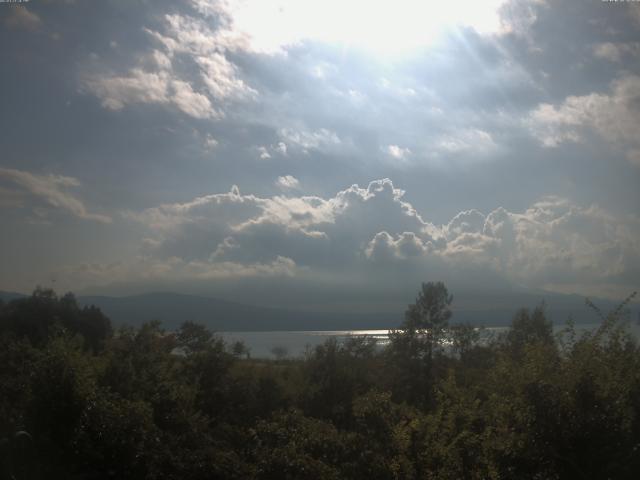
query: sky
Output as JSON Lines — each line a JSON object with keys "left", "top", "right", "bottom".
{"left": 1, "top": 0, "right": 639, "bottom": 312}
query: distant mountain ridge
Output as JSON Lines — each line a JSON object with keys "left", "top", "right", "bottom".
{"left": 1, "top": 289, "right": 635, "bottom": 331}
{"left": 77, "top": 292, "right": 398, "bottom": 331}
{"left": 0, "top": 291, "right": 27, "bottom": 303}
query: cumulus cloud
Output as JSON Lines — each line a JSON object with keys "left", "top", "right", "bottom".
{"left": 446, "top": 210, "right": 486, "bottom": 239}
{"left": 478, "top": 197, "right": 640, "bottom": 289}
{"left": 529, "top": 75, "right": 640, "bottom": 165}
{"left": 0, "top": 168, "right": 111, "bottom": 223}
{"left": 124, "top": 184, "right": 258, "bottom": 233}
{"left": 82, "top": 68, "right": 219, "bottom": 119}
{"left": 255, "top": 142, "right": 288, "bottom": 160}
{"left": 83, "top": 69, "right": 170, "bottom": 111}
{"left": 124, "top": 179, "right": 429, "bottom": 271}
{"left": 81, "top": 8, "right": 255, "bottom": 118}
{"left": 365, "top": 231, "right": 430, "bottom": 261}
{"left": 197, "top": 53, "right": 256, "bottom": 101}
{"left": 111, "top": 179, "right": 640, "bottom": 298}
{"left": 384, "top": 145, "right": 412, "bottom": 161}
{"left": 145, "top": 14, "right": 256, "bottom": 101}
{"left": 276, "top": 175, "right": 300, "bottom": 190}
{"left": 171, "top": 80, "right": 216, "bottom": 119}
{"left": 257, "top": 146, "right": 271, "bottom": 159}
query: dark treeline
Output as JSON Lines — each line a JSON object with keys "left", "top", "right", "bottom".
{"left": 1, "top": 283, "right": 639, "bottom": 479}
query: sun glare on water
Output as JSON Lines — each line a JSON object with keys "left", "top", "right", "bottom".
{"left": 226, "top": 0, "right": 506, "bottom": 54}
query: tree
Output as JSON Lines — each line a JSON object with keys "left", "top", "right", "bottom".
{"left": 176, "top": 321, "right": 213, "bottom": 354}
{"left": 449, "top": 323, "right": 481, "bottom": 362}
{"left": 231, "top": 340, "right": 250, "bottom": 359}
{"left": 0, "top": 288, "right": 112, "bottom": 351}
{"left": 387, "top": 282, "right": 453, "bottom": 406}
{"left": 302, "top": 337, "right": 379, "bottom": 426}
{"left": 271, "top": 345, "right": 289, "bottom": 361}
{"left": 504, "top": 304, "right": 554, "bottom": 355}
{"left": 399, "top": 281, "right": 453, "bottom": 361}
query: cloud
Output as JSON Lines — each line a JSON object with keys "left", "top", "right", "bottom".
{"left": 255, "top": 142, "right": 288, "bottom": 160}
{"left": 498, "top": 0, "right": 546, "bottom": 37}
{"left": 435, "top": 128, "right": 498, "bottom": 155}
{"left": 204, "top": 134, "right": 219, "bottom": 150}
{"left": 82, "top": 67, "right": 220, "bottom": 119}
{"left": 529, "top": 74, "right": 640, "bottom": 164}
{"left": 5, "top": 0, "right": 639, "bottom": 302}
{"left": 3, "top": 6, "right": 42, "bottom": 31}
{"left": 0, "top": 168, "right": 111, "bottom": 223}
{"left": 384, "top": 145, "right": 411, "bottom": 161}
{"left": 123, "top": 184, "right": 260, "bottom": 234}
{"left": 275, "top": 142, "right": 288, "bottom": 155}
{"left": 477, "top": 197, "right": 640, "bottom": 289}
{"left": 204, "top": 0, "right": 506, "bottom": 54}
{"left": 81, "top": 10, "right": 255, "bottom": 118}
{"left": 197, "top": 53, "right": 256, "bottom": 101}
{"left": 257, "top": 146, "right": 271, "bottom": 159}
{"left": 171, "top": 80, "right": 216, "bottom": 119}
{"left": 111, "top": 179, "right": 640, "bottom": 298}
{"left": 124, "top": 179, "right": 429, "bottom": 270}
{"left": 592, "top": 42, "right": 640, "bottom": 63}
{"left": 446, "top": 210, "right": 486, "bottom": 239}
{"left": 59, "top": 255, "right": 296, "bottom": 285}
{"left": 276, "top": 175, "right": 300, "bottom": 190}
{"left": 279, "top": 127, "right": 342, "bottom": 153}
{"left": 365, "top": 231, "right": 430, "bottom": 261}
{"left": 146, "top": 14, "right": 256, "bottom": 101}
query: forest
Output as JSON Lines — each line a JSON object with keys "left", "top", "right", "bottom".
{"left": 0, "top": 283, "right": 639, "bottom": 479}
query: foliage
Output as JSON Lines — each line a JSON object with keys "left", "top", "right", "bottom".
{"left": 0, "top": 287, "right": 111, "bottom": 351}
{"left": 0, "top": 285, "right": 639, "bottom": 479}
{"left": 386, "top": 282, "right": 453, "bottom": 407}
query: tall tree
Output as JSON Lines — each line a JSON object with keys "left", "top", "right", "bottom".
{"left": 402, "top": 281, "right": 453, "bottom": 362}
{"left": 387, "top": 282, "right": 453, "bottom": 406}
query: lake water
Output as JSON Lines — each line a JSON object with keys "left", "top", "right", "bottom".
{"left": 221, "top": 322, "right": 640, "bottom": 358}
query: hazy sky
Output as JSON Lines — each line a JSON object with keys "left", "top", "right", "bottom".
{"left": 1, "top": 0, "right": 639, "bottom": 309}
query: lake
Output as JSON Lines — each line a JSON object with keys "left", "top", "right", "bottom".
{"left": 220, "top": 322, "right": 640, "bottom": 358}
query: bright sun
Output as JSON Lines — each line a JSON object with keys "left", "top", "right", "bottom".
{"left": 226, "top": 0, "right": 506, "bottom": 55}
